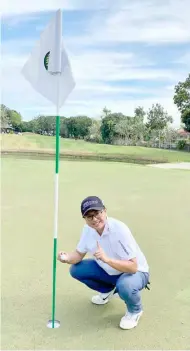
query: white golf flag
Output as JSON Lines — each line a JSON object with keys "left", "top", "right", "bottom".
{"left": 22, "top": 9, "right": 75, "bottom": 108}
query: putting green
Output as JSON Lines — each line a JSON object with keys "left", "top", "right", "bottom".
{"left": 1, "top": 157, "right": 190, "bottom": 350}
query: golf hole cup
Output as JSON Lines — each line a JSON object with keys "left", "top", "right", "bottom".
{"left": 47, "top": 320, "right": 60, "bottom": 328}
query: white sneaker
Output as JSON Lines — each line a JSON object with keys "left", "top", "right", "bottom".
{"left": 119, "top": 310, "right": 143, "bottom": 330}
{"left": 91, "top": 288, "right": 117, "bottom": 305}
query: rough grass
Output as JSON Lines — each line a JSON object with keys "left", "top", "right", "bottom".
{"left": 1, "top": 157, "right": 190, "bottom": 350}
{"left": 1, "top": 133, "right": 190, "bottom": 163}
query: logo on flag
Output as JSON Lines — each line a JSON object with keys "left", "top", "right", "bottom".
{"left": 44, "top": 51, "right": 50, "bottom": 70}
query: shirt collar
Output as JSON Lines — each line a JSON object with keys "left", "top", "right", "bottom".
{"left": 100, "top": 218, "right": 110, "bottom": 236}
{"left": 90, "top": 218, "right": 110, "bottom": 237}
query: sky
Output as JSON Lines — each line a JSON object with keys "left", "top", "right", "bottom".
{"left": 1, "top": 0, "right": 190, "bottom": 126}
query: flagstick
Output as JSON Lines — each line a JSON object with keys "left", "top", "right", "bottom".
{"left": 47, "top": 74, "right": 61, "bottom": 329}
{"left": 52, "top": 113, "right": 60, "bottom": 328}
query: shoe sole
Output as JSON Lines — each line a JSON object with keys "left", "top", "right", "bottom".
{"left": 91, "top": 298, "right": 109, "bottom": 305}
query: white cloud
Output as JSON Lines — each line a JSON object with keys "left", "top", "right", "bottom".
{"left": 89, "top": 0, "right": 190, "bottom": 44}
{"left": 2, "top": 50, "right": 181, "bottom": 97}
{"left": 2, "top": 0, "right": 190, "bottom": 46}
{"left": 65, "top": 49, "right": 183, "bottom": 83}
{"left": 1, "top": 14, "right": 43, "bottom": 27}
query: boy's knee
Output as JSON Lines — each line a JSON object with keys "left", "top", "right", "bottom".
{"left": 69, "top": 262, "right": 83, "bottom": 279}
{"left": 69, "top": 259, "right": 97, "bottom": 281}
{"left": 69, "top": 264, "right": 79, "bottom": 278}
{"left": 116, "top": 279, "right": 136, "bottom": 297}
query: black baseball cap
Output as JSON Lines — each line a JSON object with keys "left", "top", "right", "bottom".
{"left": 81, "top": 196, "right": 105, "bottom": 217}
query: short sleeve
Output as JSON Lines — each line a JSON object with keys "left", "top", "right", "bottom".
{"left": 76, "top": 226, "right": 88, "bottom": 254}
{"left": 116, "top": 225, "right": 137, "bottom": 260}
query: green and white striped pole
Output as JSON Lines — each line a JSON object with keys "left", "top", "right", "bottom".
{"left": 47, "top": 74, "right": 61, "bottom": 329}
{"left": 52, "top": 114, "right": 60, "bottom": 328}
{"left": 46, "top": 8, "right": 63, "bottom": 329}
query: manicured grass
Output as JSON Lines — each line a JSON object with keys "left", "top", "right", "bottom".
{"left": 1, "top": 133, "right": 190, "bottom": 163}
{"left": 1, "top": 157, "right": 190, "bottom": 350}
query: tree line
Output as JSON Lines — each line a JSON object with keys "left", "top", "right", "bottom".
{"left": 1, "top": 102, "right": 175, "bottom": 139}
{"left": 1, "top": 73, "right": 190, "bottom": 146}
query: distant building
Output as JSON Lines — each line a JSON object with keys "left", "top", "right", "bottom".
{"left": 177, "top": 128, "right": 190, "bottom": 138}
{"left": 0, "top": 122, "right": 13, "bottom": 133}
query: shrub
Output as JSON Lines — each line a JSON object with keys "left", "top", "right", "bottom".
{"left": 177, "top": 140, "right": 187, "bottom": 150}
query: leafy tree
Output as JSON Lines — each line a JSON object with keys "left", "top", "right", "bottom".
{"left": 177, "top": 140, "right": 187, "bottom": 150}
{"left": 146, "top": 103, "right": 173, "bottom": 131}
{"left": 134, "top": 106, "right": 146, "bottom": 122}
{"left": 133, "top": 116, "right": 146, "bottom": 143}
{"left": 66, "top": 116, "right": 92, "bottom": 139}
{"left": 76, "top": 116, "right": 92, "bottom": 139}
{"left": 181, "top": 109, "right": 190, "bottom": 132}
{"left": 100, "top": 112, "right": 125, "bottom": 144}
{"left": 0, "top": 104, "right": 11, "bottom": 128}
{"left": 22, "top": 119, "right": 40, "bottom": 133}
{"left": 60, "top": 118, "right": 68, "bottom": 138}
{"left": 28, "top": 120, "right": 38, "bottom": 133}
{"left": 8, "top": 110, "right": 22, "bottom": 131}
{"left": 1, "top": 105, "right": 23, "bottom": 131}
{"left": 101, "top": 106, "right": 111, "bottom": 118}
{"left": 173, "top": 74, "right": 190, "bottom": 131}
{"left": 114, "top": 117, "right": 133, "bottom": 142}
{"left": 20, "top": 121, "right": 30, "bottom": 132}
{"left": 163, "top": 127, "right": 178, "bottom": 142}
{"left": 28, "top": 115, "right": 57, "bottom": 135}
{"left": 133, "top": 108, "right": 146, "bottom": 142}
{"left": 86, "top": 119, "right": 102, "bottom": 143}
{"left": 115, "top": 114, "right": 145, "bottom": 145}
{"left": 173, "top": 74, "right": 190, "bottom": 113}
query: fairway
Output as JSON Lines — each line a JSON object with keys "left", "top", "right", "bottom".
{"left": 1, "top": 157, "right": 190, "bottom": 350}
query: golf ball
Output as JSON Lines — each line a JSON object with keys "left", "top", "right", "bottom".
{"left": 60, "top": 253, "right": 67, "bottom": 261}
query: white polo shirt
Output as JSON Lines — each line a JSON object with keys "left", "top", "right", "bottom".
{"left": 76, "top": 217, "right": 149, "bottom": 275}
